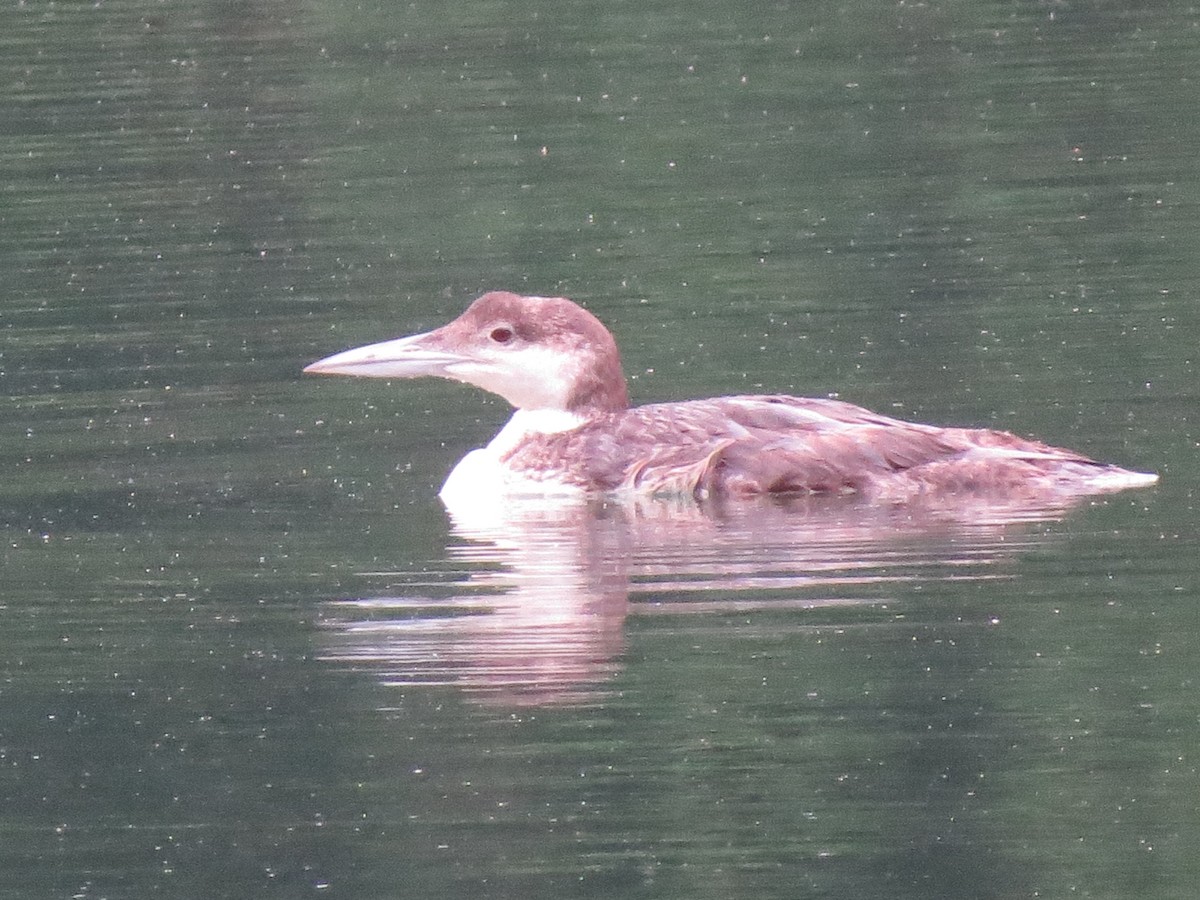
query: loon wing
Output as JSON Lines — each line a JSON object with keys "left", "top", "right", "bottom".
{"left": 600, "top": 396, "right": 1124, "bottom": 498}
{"left": 502, "top": 395, "right": 1151, "bottom": 500}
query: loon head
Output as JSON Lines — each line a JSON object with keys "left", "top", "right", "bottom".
{"left": 304, "top": 291, "right": 630, "bottom": 415}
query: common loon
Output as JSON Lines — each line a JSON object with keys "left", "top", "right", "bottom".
{"left": 305, "top": 291, "right": 1157, "bottom": 504}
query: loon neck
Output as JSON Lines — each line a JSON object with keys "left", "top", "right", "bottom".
{"left": 559, "top": 365, "right": 628, "bottom": 415}
{"left": 490, "top": 408, "right": 592, "bottom": 453}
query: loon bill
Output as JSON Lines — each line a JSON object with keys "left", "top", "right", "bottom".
{"left": 305, "top": 291, "right": 1157, "bottom": 503}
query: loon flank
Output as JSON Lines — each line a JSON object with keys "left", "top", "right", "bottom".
{"left": 305, "top": 291, "right": 1157, "bottom": 503}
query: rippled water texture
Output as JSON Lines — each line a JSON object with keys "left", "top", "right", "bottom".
{"left": 322, "top": 494, "right": 1099, "bottom": 705}
{"left": 2, "top": 1, "right": 1198, "bottom": 898}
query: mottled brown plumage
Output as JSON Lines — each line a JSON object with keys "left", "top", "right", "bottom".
{"left": 495, "top": 395, "right": 1141, "bottom": 501}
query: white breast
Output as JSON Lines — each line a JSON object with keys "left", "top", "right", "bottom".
{"left": 437, "top": 408, "right": 590, "bottom": 507}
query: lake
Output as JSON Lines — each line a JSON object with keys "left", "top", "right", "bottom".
{"left": 2, "top": 0, "right": 1198, "bottom": 897}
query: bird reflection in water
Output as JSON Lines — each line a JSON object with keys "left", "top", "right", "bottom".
{"left": 319, "top": 491, "right": 1116, "bottom": 706}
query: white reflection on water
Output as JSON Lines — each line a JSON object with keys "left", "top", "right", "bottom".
{"left": 318, "top": 491, "right": 1098, "bottom": 706}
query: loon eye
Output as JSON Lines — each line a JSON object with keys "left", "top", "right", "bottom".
{"left": 489, "top": 326, "right": 514, "bottom": 344}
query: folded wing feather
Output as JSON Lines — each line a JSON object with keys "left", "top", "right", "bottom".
{"left": 502, "top": 395, "right": 1121, "bottom": 499}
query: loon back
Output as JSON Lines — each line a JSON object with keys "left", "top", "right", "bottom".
{"left": 497, "top": 395, "right": 1157, "bottom": 501}
{"left": 304, "top": 291, "right": 1158, "bottom": 503}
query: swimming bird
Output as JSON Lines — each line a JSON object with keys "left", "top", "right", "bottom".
{"left": 304, "top": 291, "right": 1157, "bottom": 504}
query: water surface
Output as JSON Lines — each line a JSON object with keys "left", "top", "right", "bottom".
{"left": 2, "top": 1, "right": 1198, "bottom": 898}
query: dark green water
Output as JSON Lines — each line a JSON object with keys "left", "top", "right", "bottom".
{"left": 3, "top": 1, "right": 1198, "bottom": 897}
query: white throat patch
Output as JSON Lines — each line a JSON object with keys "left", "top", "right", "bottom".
{"left": 437, "top": 409, "right": 589, "bottom": 507}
